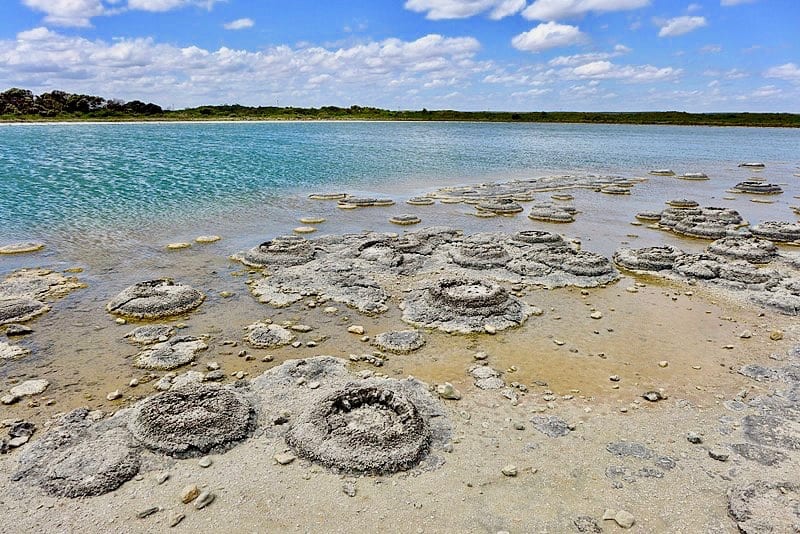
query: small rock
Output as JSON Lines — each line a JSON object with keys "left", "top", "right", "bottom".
{"left": 323, "top": 306, "right": 338, "bottom": 314}
{"left": 106, "top": 390, "right": 122, "bottom": 401}
{"left": 219, "top": 291, "right": 233, "bottom": 298}
{"left": 484, "top": 324, "right": 497, "bottom": 335}
{"left": 614, "top": 510, "right": 635, "bottom": 529}
{"left": 1, "top": 395, "right": 20, "bottom": 405}
{"left": 501, "top": 465, "right": 518, "bottom": 477}
{"left": 181, "top": 484, "right": 200, "bottom": 504}
{"left": 195, "top": 235, "right": 221, "bottom": 243}
{"left": 641, "top": 391, "right": 664, "bottom": 402}
{"left": 198, "top": 456, "right": 212, "bottom": 468}
{"left": 274, "top": 451, "right": 296, "bottom": 465}
{"left": 169, "top": 512, "right": 185, "bottom": 528}
{"left": 709, "top": 448, "right": 730, "bottom": 462}
{"left": 206, "top": 361, "right": 220, "bottom": 370}
{"left": 5, "top": 324, "right": 34, "bottom": 336}
{"left": 474, "top": 351, "right": 488, "bottom": 361}
{"left": 204, "top": 370, "right": 224, "bottom": 381}
{"left": 658, "top": 360, "right": 669, "bottom": 368}
{"left": 136, "top": 507, "right": 160, "bottom": 519}
{"left": 8, "top": 436, "right": 29, "bottom": 447}
{"left": 739, "top": 330, "right": 752, "bottom": 339}
{"left": 769, "top": 330, "right": 784, "bottom": 341}
{"left": 166, "top": 242, "right": 191, "bottom": 250}
{"left": 602, "top": 509, "right": 617, "bottom": 521}
{"left": 687, "top": 432, "right": 703, "bottom": 444}
{"left": 342, "top": 481, "right": 357, "bottom": 497}
{"left": 513, "top": 422, "right": 525, "bottom": 430}
{"left": 291, "top": 324, "right": 313, "bottom": 333}
{"left": 157, "top": 472, "right": 170, "bottom": 485}
{"left": 129, "top": 378, "right": 139, "bottom": 387}
{"left": 609, "top": 375, "right": 620, "bottom": 382}
{"left": 347, "top": 325, "right": 365, "bottom": 335}
{"left": 10, "top": 379, "right": 49, "bottom": 397}
{"left": 436, "top": 382, "right": 462, "bottom": 400}
{"left": 115, "top": 317, "right": 127, "bottom": 325}
{"left": 590, "top": 311, "right": 603, "bottom": 320}
{"left": 194, "top": 491, "right": 214, "bottom": 510}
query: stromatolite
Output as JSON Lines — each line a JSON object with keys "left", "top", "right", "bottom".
{"left": 373, "top": 330, "right": 426, "bottom": 354}
{"left": 106, "top": 279, "right": 204, "bottom": 319}
{"left": 613, "top": 245, "right": 682, "bottom": 271}
{"left": 233, "top": 235, "right": 316, "bottom": 268}
{"left": 707, "top": 236, "right": 778, "bottom": 264}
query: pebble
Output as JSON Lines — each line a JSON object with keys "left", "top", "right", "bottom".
{"left": 513, "top": 422, "right": 525, "bottom": 430}
{"left": 220, "top": 291, "right": 233, "bottom": 298}
{"left": 10, "top": 379, "right": 49, "bottom": 397}
{"left": 181, "top": 484, "right": 200, "bottom": 504}
{"left": 501, "top": 465, "right": 518, "bottom": 477}
{"left": 207, "top": 361, "right": 220, "bottom": 371}
{"left": 169, "top": 512, "right": 185, "bottom": 528}
{"left": 106, "top": 390, "right": 122, "bottom": 401}
{"left": 484, "top": 324, "right": 497, "bottom": 334}
{"left": 194, "top": 491, "right": 215, "bottom": 510}
{"left": 136, "top": 507, "right": 160, "bottom": 519}
{"left": 166, "top": 242, "right": 191, "bottom": 250}
{"left": 291, "top": 324, "right": 313, "bottom": 333}
{"left": 769, "top": 330, "right": 784, "bottom": 341}
{"left": 8, "top": 436, "right": 29, "bottom": 447}
{"left": 553, "top": 339, "right": 565, "bottom": 346}
{"left": 157, "top": 472, "right": 170, "bottom": 485}
{"left": 342, "top": 481, "right": 357, "bottom": 497}
{"left": 347, "top": 325, "right": 365, "bottom": 335}
{"left": 739, "top": 330, "right": 752, "bottom": 339}
{"left": 291, "top": 341, "right": 302, "bottom": 348}
{"left": 609, "top": 375, "right": 620, "bottom": 382}
{"left": 195, "top": 235, "right": 221, "bottom": 243}
{"left": 614, "top": 510, "right": 635, "bottom": 529}
{"left": 129, "top": 379, "right": 139, "bottom": 387}
{"left": 5, "top": 324, "right": 34, "bottom": 336}
{"left": 323, "top": 306, "right": 338, "bottom": 314}
{"left": 590, "top": 311, "right": 603, "bottom": 319}
{"left": 436, "top": 382, "right": 462, "bottom": 400}
{"left": 474, "top": 351, "right": 488, "bottom": 361}
{"left": 115, "top": 317, "right": 127, "bottom": 325}
{"left": 687, "top": 432, "right": 703, "bottom": 444}
{"left": 274, "top": 451, "right": 297, "bottom": 465}
{"left": 709, "top": 448, "right": 730, "bottom": 462}
{"left": 198, "top": 456, "right": 213, "bottom": 468}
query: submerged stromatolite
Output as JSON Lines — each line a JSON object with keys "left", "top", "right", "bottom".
{"left": 285, "top": 384, "right": 432, "bottom": 474}
{"left": 707, "top": 236, "right": 778, "bottom": 264}
{"left": 106, "top": 279, "right": 204, "bottom": 319}
{"left": 476, "top": 198, "right": 523, "bottom": 215}
{"left": 128, "top": 382, "right": 255, "bottom": 457}
{"left": 527, "top": 202, "right": 576, "bottom": 223}
{"left": 0, "top": 242, "right": 45, "bottom": 254}
{"left": 401, "top": 278, "right": 531, "bottom": 334}
{"left": 233, "top": 235, "right": 316, "bottom": 268}
{"left": 0, "top": 298, "right": 49, "bottom": 326}
{"left": 12, "top": 409, "right": 141, "bottom": 498}
{"left": 373, "top": 330, "right": 426, "bottom": 354}
{"left": 613, "top": 245, "right": 683, "bottom": 272}
{"left": 732, "top": 181, "right": 783, "bottom": 195}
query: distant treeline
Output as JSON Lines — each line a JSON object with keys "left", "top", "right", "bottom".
{"left": 2, "top": 88, "right": 798, "bottom": 127}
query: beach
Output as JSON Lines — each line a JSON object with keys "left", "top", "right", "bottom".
{"left": 0, "top": 123, "right": 799, "bottom": 533}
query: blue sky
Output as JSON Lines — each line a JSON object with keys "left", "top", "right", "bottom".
{"left": 1, "top": 0, "right": 798, "bottom": 111}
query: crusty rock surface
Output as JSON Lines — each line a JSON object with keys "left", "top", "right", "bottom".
{"left": 106, "top": 279, "right": 204, "bottom": 319}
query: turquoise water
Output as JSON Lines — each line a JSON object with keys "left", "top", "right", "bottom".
{"left": 0, "top": 121, "right": 798, "bottom": 246}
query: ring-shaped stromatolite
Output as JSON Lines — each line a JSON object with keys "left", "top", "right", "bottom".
{"left": 106, "top": 279, "right": 204, "bottom": 319}
{"left": 406, "top": 196, "right": 435, "bottom": 206}
{"left": 429, "top": 278, "right": 509, "bottom": 309}
{"left": 389, "top": 214, "right": 421, "bottom": 225}
{"left": 284, "top": 384, "right": 432, "bottom": 474}
{"left": 450, "top": 242, "right": 510, "bottom": 269}
{"left": 513, "top": 230, "right": 566, "bottom": 246}
{"left": 476, "top": 198, "right": 523, "bottom": 215}
{"left": 128, "top": 383, "right": 254, "bottom": 457}
{"left": 374, "top": 330, "right": 426, "bottom": 354}
{"left": 236, "top": 235, "right": 315, "bottom": 268}
{"left": 0, "top": 297, "right": 49, "bottom": 325}
{"left": 613, "top": 245, "right": 683, "bottom": 272}
{"left": 666, "top": 199, "right": 699, "bottom": 208}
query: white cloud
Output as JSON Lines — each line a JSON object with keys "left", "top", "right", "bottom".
{"left": 404, "top": 0, "right": 525, "bottom": 20}
{"left": 522, "top": 0, "right": 649, "bottom": 21}
{"left": 0, "top": 28, "right": 486, "bottom": 107}
{"left": 568, "top": 60, "right": 682, "bottom": 82}
{"left": 700, "top": 44, "right": 721, "bottom": 53}
{"left": 765, "top": 63, "right": 800, "bottom": 82}
{"left": 22, "top": 0, "right": 106, "bottom": 27}
{"left": 751, "top": 85, "right": 781, "bottom": 98}
{"left": 223, "top": 18, "right": 254, "bottom": 30}
{"left": 512, "top": 22, "right": 585, "bottom": 53}
{"left": 548, "top": 44, "right": 630, "bottom": 66}
{"left": 127, "top": 0, "right": 223, "bottom": 12}
{"left": 658, "top": 16, "right": 707, "bottom": 37}
{"left": 687, "top": 3, "right": 702, "bottom": 12}
{"left": 721, "top": 0, "right": 757, "bottom": 5}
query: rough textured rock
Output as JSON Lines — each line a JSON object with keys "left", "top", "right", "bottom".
{"left": 530, "top": 415, "right": 572, "bottom": 437}
{"left": 389, "top": 214, "right": 421, "bottom": 225}
{"left": 469, "top": 365, "right": 504, "bottom": 390}
{"left": 528, "top": 202, "right": 576, "bottom": 223}
{"left": 134, "top": 336, "right": 208, "bottom": 370}
{"left": 124, "top": 325, "right": 174, "bottom": 345}
{"left": 707, "top": 236, "right": 778, "bottom": 264}
{"left": 729, "top": 443, "right": 788, "bottom": 466}
{"left": 741, "top": 414, "right": 800, "bottom": 450}
{"left": 728, "top": 481, "right": 800, "bottom": 534}
{"left": 0, "top": 340, "right": 30, "bottom": 359}
{"left": 406, "top": 196, "right": 435, "bottom": 206}
{"left": 373, "top": 330, "right": 426, "bottom": 354}
{"left": 0, "top": 298, "right": 49, "bottom": 326}
{"left": 751, "top": 221, "right": 800, "bottom": 243}
{"left": 450, "top": 239, "right": 510, "bottom": 270}
{"left": 666, "top": 199, "right": 699, "bottom": 208}
{"left": 233, "top": 236, "right": 316, "bottom": 268}
{"left": 613, "top": 245, "right": 682, "bottom": 272}
{"left": 128, "top": 383, "right": 255, "bottom": 457}
{"left": 285, "top": 384, "right": 432, "bottom": 474}
{"left": 12, "top": 409, "right": 141, "bottom": 498}
{"left": 244, "top": 322, "right": 295, "bottom": 349}
{"left": 106, "top": 279, "right": 204, "bottom": 319}
{"left": 401, "top": 278, "right": 531, "bottom": 334}
{"left": 476, "top": 198, "right": 523, "bottom": 215}
{"left": 0, "top": 269, "right": 84, "bottom": 302}
{"left": 732, "top": 181, "right": 783, "bottom": 195}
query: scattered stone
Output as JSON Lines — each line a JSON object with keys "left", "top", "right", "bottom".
{"left": 181, "top": 484, "right": 200, "bottom": 504}
{"left": 347, "top": 325, "right": 365, "bottom": 335}
{"left": 530, "top": 415, "right": 572, "bottom": 438}
{"left": 436, "top": 382, "right": 462, "bottom": 400}
{"left": 198, "top": 456, "right": 212, "bottom": 468}
{"left": 769, "top": 330, "right": 784, "bottom": 341}
{"left": 641, "top": 391, "right": 664, "bottom": 402}
{"left": 501, "top": 464, "right": 518, "bottom": 477}
{"left": 274, "top": 451, "right": 296, "bottom": 465}
{"left": 0, "top": 340, "right": 30, "bottom": 360}
{"left": 194, "top": 491, "right": 214, "bottom": 510}
{"left": 169, "top": 512, "right": 185, "bottom": 527}
{"left": 613, "top": 510, "right": 635, "bottom": 529}
{"left": 245, "top": 322, "right": 295, "bottom": 349}
{"left": 686, "top": 432, "right": 703, "bottom": 444}
{"left": 708, "top": 448, "right": 730, "bottom": 462}
{"left": 166, "top": 242, "right": 191, "bottom": 250}
{"left": 10, "top": 379, "right": 49, "bottom": 398}
{"left": 658, "top": 360, "right": 669, "bottom": 368}
{"left": 739, "top": 330, "right": 752, "bottom": 339}
{"left": 134, "top": 336, "right": 208, "bottom": 371}
{"left": 342, "top": 481, "right": 357, "bottom": 497}
{"left": 373, "top": 330, "right": 425, "bottom": 353}
{"left": 293, "top": 226, "right": 317, "bottom": 234}
{"left": 590, "top": 311, "right": 603, "bottom": 319}
{"left": 106, "top": 390, "right": 122, "bottom": 401}
{"left": 136, "top": 506, "right": 160, "bottom": 519}
{"left": 5, "top": 324, "right": 34, "bottom": 336}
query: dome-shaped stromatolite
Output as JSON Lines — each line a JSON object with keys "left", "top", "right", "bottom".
{"left": 389, "top": 214, "right": 421, "bottom": 225}
{"left": 0, "top": 298, "right": 49, "bottom": 326}
{"left": 673, "top": 217, "right": 732, "bottom": 240}
{"left": 106, "top": 279, "right": 204, "bottom": 319}
{"left": 732, "top": 181, "right": 783, "bottom": 195}
{"left": 512, "top": 230, "right": 567, "bottom": 246}
{"left": 128, "top": 382, "right": 254, "bottom": 457}
{"left": 666, "top": 199, "right": 699, "bottom": 209}
{"left": 635, "top": 211, "right": 662, "bottom": 222}
{"left": 613, "top": 245, "right": 683, "bottom": 271}
{"left": 535, "top": 248, "right": 615, "bottom": 277}
{"left": 133, "top": 336, "right": 208, "bottom": 370}
{"left": 374, "top": 330, "right": 426, "bottom": 354}
{"left": 406, "top": 196, "right": 435, "bottom": 206}
{"left": 244, "top": 322, "right": 295, "bottom": 349}
{"left": 476, "top": 198, "right": 523, "bottom": 215}
{"left": 285, "top": 384, "right": 432, "bottom": 474}
{"left": 751, "top": 221, "right": 800, "bottom": 243}
{"left": 707, "top": 236, "right": 778, "bottom": 264}
{"left": 401, "top": 278, "right": 531, "bottom": 334}
{"left": 528, "top": 203, "right": 576, "bottom": 223}
{"left": 649, "top": 169, "right": 675, "bottom": 176}
{"left": 679, "top": 172, "right": 709, "bottom": 180}
{"left": 450, "top": 241, "right": 510, "bottom": 270}
{"left": 235, "top": 235, "right": 315, "bottom": 268}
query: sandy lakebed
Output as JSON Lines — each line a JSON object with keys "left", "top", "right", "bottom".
{"left": 1, "top": 166, "right": 799, "bottom": 534}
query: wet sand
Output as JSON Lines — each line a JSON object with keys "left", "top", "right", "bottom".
{"left": 1, "top": 164, "right": 799, "bottom": 533}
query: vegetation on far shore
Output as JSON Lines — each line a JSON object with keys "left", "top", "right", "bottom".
{"left": 2, "top": 87, "right": 798, "bottom": 127}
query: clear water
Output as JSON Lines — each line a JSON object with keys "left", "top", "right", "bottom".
{"left": 0, "top": 121, "right": 798, "bottom": 257}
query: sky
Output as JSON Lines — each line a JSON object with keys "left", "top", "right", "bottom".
{"left": 0, "top": 0, "right": 798, "bottom": 112}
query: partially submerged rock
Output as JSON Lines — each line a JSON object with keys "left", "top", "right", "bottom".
{"left": 678, "top": 172, "right": 709, "bottom": 180}
{"left": 134, "top": 336, "right": 208, "bottom": 370}
{"left": 751, "top": 221, "right": 800, "bottom": 243}
{"left": 401, "top": 278, "right": 531, "bottom": 334}
{"left": 244, "top": 322, "right": 295, "bottom": 349}
{"left": 128, "top": 382, "right": 255, "bottom": 457}
{"left": 528, "top": 202, "right": 576, "bottom": 223}
{"left": 106, "top": 279, "right": 204, "bottom": 319}
{"left": 707, "top": 235, "right": 778, "bottom": 264}
{"left": 0, "top": 242, "right": 44, "bottom": 254}
{"left": 373, "top": 330, "right": 426, "bottom": 354}
{"left": 0, "top": 298, "right": 49, "bottom": 326}
{"left": 406, "top": 196, "right": 435, "bottom": 206}
{"left": 649, "top": 169, "right": 675, "bottom": 176}
{"left": 732, "top": 181, "right": 782, "bottom": 195}
{"left": 124, "top": 324, "right": 175, "bottom": 345}
{"left": 476, "top": 198, "right": 523, "bottom": 215}
{"left": 0, "top": 340, "right": 29, "bottom": 359}
{"left": 389, "top": 214, "right": 421, "bottom": 225}
{"left": 232, "top": 236, "right": 316, "bottom": 268}
{"left": 0, "top": 268, "right": 85, "bottom": 301}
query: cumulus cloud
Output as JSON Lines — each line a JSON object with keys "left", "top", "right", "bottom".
{"left": 765, "top": 63, "right": 800, "bottom": 82}
{"left": 548, "top": 44, "right": 631, "bottom": 66}
{"left": 657, "top": 16, "right": 707, "bottom": 37}
{"left": 0, "top": 28, "right": 486, "bottom": 107}
{"left": 522, "top": 0, "right": 650, "bottom": 21}
{"left": 568, "top": 60, "right": 682, "bottom": 82}
{"left": 512, "top": 22, "right": 585, "bottom": 53}
{"left": 404, "top": 0, "right": 526, "bottom": 20}
{"left": 22, "top": 0, "right": 106, "bottom": 27}
{"left": 223, "top": 18, "right": 254, "bottom": 30}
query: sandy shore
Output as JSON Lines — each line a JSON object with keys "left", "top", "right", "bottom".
{"left": 1, "top": 171, "right": 799, "bottom": 533}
